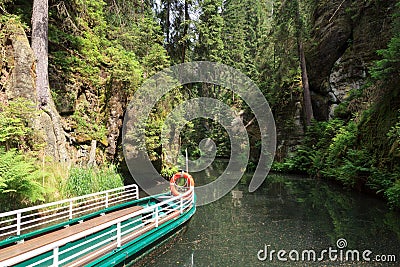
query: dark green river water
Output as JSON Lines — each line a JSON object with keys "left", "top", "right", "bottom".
{"left": 132, "top": 162, "right": 400, "bottom": 267}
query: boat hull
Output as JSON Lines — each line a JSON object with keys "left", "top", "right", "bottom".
{"left": 89, "top": 203, "right": 195, "bottom": 267}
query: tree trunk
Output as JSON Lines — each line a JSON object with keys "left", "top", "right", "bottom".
{"left": 295, "top": 0, "right": 314, "bottom": 125}
{"left": 181, "top": 0, "right": 190, "bottom": 63}
{"left": 298, "top": 40, "right": 314, "bottom": 125}
{"left": 166, "top": 0, "right": 170, "bottom": 45}
{"left": 31, "top": 0, "right": 49, "bottom": 106}
{"left": 32, "top": 0, "right": 70, "bottom": 163}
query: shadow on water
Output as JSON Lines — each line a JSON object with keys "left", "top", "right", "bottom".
{"left": 130, "top": 160, "right": 400, "bottom": 267}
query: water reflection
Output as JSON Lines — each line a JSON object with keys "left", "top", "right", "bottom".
{"left": 133, "top": 164, "right": 399, "bottom": 267}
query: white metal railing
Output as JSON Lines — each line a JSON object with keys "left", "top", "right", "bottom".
{"left": 0, "top": 184, "right": 139, "bottom": 240}
{"left": 0, "top": 186, "right": 194, "bottom": 267}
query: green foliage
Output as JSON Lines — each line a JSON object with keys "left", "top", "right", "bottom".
{"left": 371, "top": 2, "right": 400, "bottom": 80}
{"left": 180, "top": 117, "right": 230, "bottom": 159}
{"left": 372, "top": 36, "right": 400, "bottom": 79}
{"left": 160, "top": 165, "right": 179, "bottom": 179}
{"left": 387, "top": 110, "right": 400, "bottom": 157}
{"left": 49, "top": 1, "right": 143, "bottom": 92}
{"left": 325, "top": 122, "right": 358, "bottom": 166}
{"left": 0, "top": 13, "right": 27, "bottom": 44}
{"left": 385, "top": 179, "right": 400, "bottom": 209}
{"left": 63, "top": 165, "right": 123, "bottom": 197}
{"left": 47, "top": 0, "right": 170, "bottom": 164}
{"left": 71, "top": 99, "right": 108, "bottom": 143}
{"left": 278, "top": 110, "right": 400, "bottom": 208}
{"left": 278, "top": 119, "right": 373, "bottom": 186}
{"left": 0, "top": 98, "right": 43, "bottom": 151}
{"left": 324, "top": 148, "right": 372, "bottom": 187}
{"left": 38, "top": 161, "right": 69, "bottom": 203}
{"left": 275, "top": 119, "right": 344, "bottom": 173}
{"left": 222, "top": 0, "right": 262, "bottom": 80}
{"left": 194, "top": 0, "right": 225, "bottom": 62}
{"left": 0, "top": 0, "right": 14, "bottom": 12}
{"left": 63, "top": 167, "right": 94, "bottom": 198}
{"left": 155, "top": 0, "right": 191, "bottom": 64}
{"left": 255, "top": 0, "right": 315, "bottom": 109}
{"left": 0, "top": 148, "right": 46, "bottom": 212}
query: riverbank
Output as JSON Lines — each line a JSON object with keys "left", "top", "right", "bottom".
{"left": 272, "top": 117, "right": 400, "bottom": 210}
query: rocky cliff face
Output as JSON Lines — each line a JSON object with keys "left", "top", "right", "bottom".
{"left": 274, "top": 0, "right": 397, "bottom": 161}
{"left": 1, "top": 19, "right": 70, "bottom": 163}
{"left": 307, "top": 0, "right": 397, "bottom": 120}
{"left": 2, "top": 20, "right": 36, "bottom": 102}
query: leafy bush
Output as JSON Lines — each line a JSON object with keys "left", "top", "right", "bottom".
{"left": 0, "top": 98, "right": 43, "bottom": 151}
{"left": 0, "top": 149, "right": 46, "bottom": 212}
{"left": 324, "top": 148, "right": 373, "bottom": 187}
{"left": 71, "top": 101, "right": 108, "bottom": 144}
{"left": 385, "top": 180, "right": 400, "bottom": 209}
{"left": 387, "top": 110, "right": 400, "bottom": 157}
{"left": 274, "top": 119, "right": 345, "bottom": 175}
{"left": 322, "top": 122, "right": 366, "bottom": 186}
{"left": 370, "top": 2, "right": 400, "bottom": 80}
{"left": 277, "top": 119, "right": 377, "bottom": 187}
{"left": 161, "top": 165, "right": 179, "bottom": 179}
{"left": 272, "top": 148, "right": 314, "bottom": 173}
{"left": 276, "top": 111, "right": 400, "bottom": 209}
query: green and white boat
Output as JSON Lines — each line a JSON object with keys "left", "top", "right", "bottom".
{"left": 0, "top": 173, "right": 195, "bottom": 267}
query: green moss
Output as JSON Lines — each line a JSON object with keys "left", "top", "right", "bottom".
{"left": 71, "top": 99, "right": 108, "bottom": 143}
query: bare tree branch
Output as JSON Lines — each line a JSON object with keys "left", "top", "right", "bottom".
{"left": 245, "top": 117, "right": 256, "bottom": 128}
{"left": 329, "top": 0, "right": 346, "bottom": 22}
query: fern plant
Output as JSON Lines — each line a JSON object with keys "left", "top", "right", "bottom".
{"left": 0, "top": 148, "right": 45, "bottom": 212}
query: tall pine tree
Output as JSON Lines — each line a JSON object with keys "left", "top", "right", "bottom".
{"left": 194, "top": 0, "right": 224, "bottom": 62}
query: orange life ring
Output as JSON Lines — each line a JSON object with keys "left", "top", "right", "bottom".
{"left": 170, "top": 172, "right": 194, "bottom": 196}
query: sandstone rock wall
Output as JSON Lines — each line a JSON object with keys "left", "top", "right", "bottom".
{"left": 307, "top": 0, "right": 396, "bottom": 120}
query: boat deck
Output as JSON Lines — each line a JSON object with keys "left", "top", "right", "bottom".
{"left": 0, "top": 206, "right": 143, "bottom": 263}
{"left": 64, "top": 209, "right": 181, "bottom": 267}
{"left": 0, "top": 184, "right": 195, "bottom": 267}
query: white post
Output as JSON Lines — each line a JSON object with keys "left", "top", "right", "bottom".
{"left": 105, "top": 192, "right": 109, "bottom": 208}
{"left": 117, "top": 222, "right": 121, "bottom": 247}
{"left": 185, "top": 148, "right": 189, "bottom": 173}
{"left": 69, "top": 201, "right": 73, "bottom": 220}
{"left": 134, "top": 185, "right": 139, "bottom": 199}
{"left": 16, "top": 212, "right": 21, "bottom": 235}
{"left": 180, "top": 197, "right": 184, "bottom": 214}
{"left": 53, "top": 246, "right": 59, "bottom": 266}
{"left": 155, "top": 207, "right": 159, "bottom": 228}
